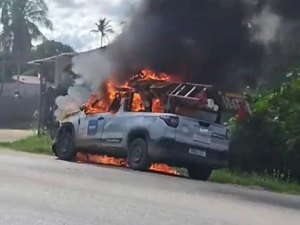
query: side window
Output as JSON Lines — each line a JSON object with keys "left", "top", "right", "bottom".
{"left": 108, "top": 93, "right": 122, "bottom": 113}
{"left": 125, "top": 92, "right": 164, "bottom": 113}
{"left": 132, "top": 93, "right": 146, "bottom": 112}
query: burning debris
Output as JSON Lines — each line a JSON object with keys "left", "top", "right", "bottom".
{"left": 75, "top": 69, "right": 175, "bottom": 117}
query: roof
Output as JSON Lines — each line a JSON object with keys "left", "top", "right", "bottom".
{"left": 27, "top": 47, "right": 108, "bottom": 65}
{"left": 12, "top": 75, "right": 40, "bottom": 85}
{"left": 27, "top": 52, "right": 77, "bottom": 65}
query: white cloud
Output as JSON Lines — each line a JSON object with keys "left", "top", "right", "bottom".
{"left": 42, "top": 0, "right": 140, "bottom": 52}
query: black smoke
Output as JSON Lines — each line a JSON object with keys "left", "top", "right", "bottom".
{"left": 109, "top": 0, "right": 300, "bottom": 91}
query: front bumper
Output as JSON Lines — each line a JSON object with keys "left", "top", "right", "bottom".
{"left": 148, "top": 138, "right": 228, "bottom": 169}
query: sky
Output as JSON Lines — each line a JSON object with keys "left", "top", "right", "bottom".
{"left": 42, "top": 0, "right": 140, "bottom": 52}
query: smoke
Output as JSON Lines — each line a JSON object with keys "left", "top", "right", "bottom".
{"left": 108, "top": 0, "right": 300, "bottom": 90}
{"left": 54, "top": 85, "right": 90, "bottom": 121}
{"left": 72, "top": 49, "right": 112, "bottom": 91}
{"left": 55, "top": 0, "right": 300, "bottom": 120}
{"left": 54, "top": 49, "right": 112, "bottom": 120}
{"left": 251, "top": 7, "right": 281, "bottom": 46}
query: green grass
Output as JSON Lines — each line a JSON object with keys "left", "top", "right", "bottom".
{"left": 0, "top": 135, "right": 299, "bottom": 194}
{"left": 0, "top": 135, "right": 52, "bottom": 155}
{"left": 211, "top": 170, "right": 300, "bottom": 195}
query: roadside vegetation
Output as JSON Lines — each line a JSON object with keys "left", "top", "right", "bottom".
{"left": 229, "top": 68, "right": 300, "bottom": 184}
{"left": 0, "top": 135, "right": 52, "bottom": 155}
{"left": 211, "top": 170, "right": 300, "bottom": 195}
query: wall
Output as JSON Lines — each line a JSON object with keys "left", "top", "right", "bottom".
{"left": 0, "top": 82, "right": 39, "bottom": 129}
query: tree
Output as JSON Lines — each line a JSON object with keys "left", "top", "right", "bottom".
{"left": 91, "top": 18, "right": 114, "bottom": 47}
{"left": 31, "top": 40, "right": 75, "bottom": 60}
{"left": 229, "top": 67, "right": 300, "bottom": 181}
{"left": 0, "top": 0, "right": 53, "bottom": 69}
{"left": 0, "top": 0, "right": 13, "bottom": 55}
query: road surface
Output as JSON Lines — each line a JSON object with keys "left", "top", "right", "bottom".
{"left": 0, "top": 149, "right": 299, "bottom": 225}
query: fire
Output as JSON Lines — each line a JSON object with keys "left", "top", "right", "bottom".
{"left": 150, "top": 164, "right": 179, "bottom": 175}
{"left": 77, "top": 153, "right": 127, "bottom": 166}
{"left": 83, "top": 69, "right": 172, "bottom": 115}
{"left": 76, "top": 153, "right": 179, "bottom": 176}
{"left": 152, "top": 98, "right": 164, "bottom": 113}
{"left": 83, "top": 81, "right": 117, "bottom": 115}
{"left": 137, "top": 69, "right": 171, "bottom": 81}
{"left": 83, "top": 95, "right": 106, "bottom": 114}
{"left": 132, "top": 93, "right": 144, "bottom": 112}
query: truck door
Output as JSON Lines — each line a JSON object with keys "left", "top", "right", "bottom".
{"left": 101, "top": 100, "right": 127, "bottom": 149}
{"left": 77, "top": 112, "right": 109, "bottom": 143}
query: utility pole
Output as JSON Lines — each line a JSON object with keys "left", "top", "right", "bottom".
{"left": 37, "top": 63, "right": 47, "bottom": 136}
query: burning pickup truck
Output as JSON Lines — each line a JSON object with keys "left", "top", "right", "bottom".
{"left": 53, "top": 76, "right": 250, "bottom": 181}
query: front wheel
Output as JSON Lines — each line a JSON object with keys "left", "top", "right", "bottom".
{"left": 188, "top": 166, "right": 212, "bottom": 181}
{"left": 53, "top": 132, "right": 76, "bottom": 161}
{"left": 128, "top": 138, "right": 151, "bottom": 171}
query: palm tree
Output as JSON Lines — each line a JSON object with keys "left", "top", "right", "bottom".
{"left": 91, "top": 18, "right": 114, "bottom": 47}
{"left": 0, "top": 0, "right": 53, "bottom": 72}
{"left": 0, "top": 0, "right": 12, "bottom": 54}
{"left": 0, "top": 0, "right": 12, "bottom": 96}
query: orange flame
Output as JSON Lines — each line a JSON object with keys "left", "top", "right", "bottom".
{"left": 132, "top": 93, "right": 144, "bottom": 112}
{"left": 152, "top": 98, "right": 164, "bottom": 113}
{"left": 76, "top": 153, "right": 179, "bottom": 176}
{"left": 77, "top": 153, "right": 127, "bottom": 166}
{"left": 83, "top": 69, "right": 172, "bottom": 115}
{"left": 83, "top": 81, "right": 117, "bottom": 115}
{"left": 138, "top": 69, "right": 171, "bottom": 81}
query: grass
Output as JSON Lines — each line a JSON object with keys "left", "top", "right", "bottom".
{"left": 0, "top": 135, "right": 52, "bottom": 155}
{"left": 211, "top": 170, "right": 300, "bottom": 195}
{"left": 0, "top": 135, "right": 299, "bottom": 195}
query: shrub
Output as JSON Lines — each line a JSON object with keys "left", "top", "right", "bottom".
{"left": 229, "top": 68, "right": 300, "bottom": 182}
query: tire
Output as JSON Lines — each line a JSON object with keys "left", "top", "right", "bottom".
{"left": 54, "top": 132, "right": 76, "bottom": 161}
{"left": 128, "top": 138, "right": 151, "bottom": 171}
{"left": 188, "top": 166, "right": 212, "bottom": 181}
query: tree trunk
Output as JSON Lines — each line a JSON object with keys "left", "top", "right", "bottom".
{"left": 101, "top": 35, "right": 103, "bottom": 47}
{"left": 0, "top": 64, "right": 5, "bottom": 96}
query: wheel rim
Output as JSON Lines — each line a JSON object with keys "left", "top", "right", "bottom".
{"left": 131, "top": 145, "right": 143, "bottom": 163}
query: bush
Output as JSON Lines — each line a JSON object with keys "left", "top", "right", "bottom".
{"left": 229, "top": 68, "right": 300, "bottom": 182}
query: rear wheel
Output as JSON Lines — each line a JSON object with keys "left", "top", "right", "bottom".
{"left": 54, "top": 132, "right": 76, "bottom": 161}
{"left": 188, "top": 166, "right": 212, "bottom": 181}
{"left": 128, "top": 138, "right": 151, "bottom": 171}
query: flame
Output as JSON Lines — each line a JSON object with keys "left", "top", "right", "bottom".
{"left": 138, "top": 69, "right": 171, "bottom": 81}
{"left": 150, "top": 164, "right": 179, "bottom": 175}
{"left": 152, "top": 98, "right": 164, "bottom": 113}
{"left": 83, "top": 81, "right": 117, "bottom": 115}
{"left": 76, "top": 153, "right": 179, "bottom": 176}
{"left": 132, "top": 93, "right": 144, "bottom": 112}
{"left": 83, "top": 69, "right": 172, "bottom": 115}
{"left": 77, "top": 153, "right": 127, "bottom": 166}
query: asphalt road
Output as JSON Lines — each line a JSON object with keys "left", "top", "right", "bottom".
{"left": 0, "top": 150, "right": 299, "bottom": 225}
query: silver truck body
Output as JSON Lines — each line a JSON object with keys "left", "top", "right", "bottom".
{"left": 55, "top": 100, "right": 230, "bottom": 169}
